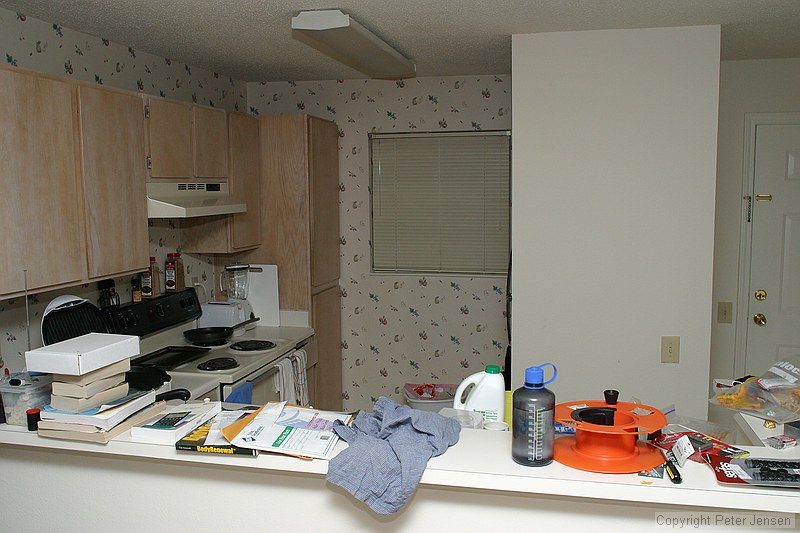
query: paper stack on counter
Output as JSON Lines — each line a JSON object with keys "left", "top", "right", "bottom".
{"left": 221, "top": 402, "right": 352, "bottom": 460}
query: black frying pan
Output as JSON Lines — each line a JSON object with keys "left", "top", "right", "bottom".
{"left": 183, "top": 326, "right": 233, "bottom": 345}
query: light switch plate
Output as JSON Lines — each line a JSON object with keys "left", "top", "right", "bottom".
{"left": 718, "top": 301, "right": 733, "bottom": 324}
{"left": 661, "top": 336, "right": 680, "bottom": 363}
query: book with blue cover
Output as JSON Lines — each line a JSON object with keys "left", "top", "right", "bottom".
{"left": 40, "top": 389, "right": 156, "bottom": 430}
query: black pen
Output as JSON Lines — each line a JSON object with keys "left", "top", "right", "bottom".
{"left": 664, "top": 458, "right": 682, "bottom": 484}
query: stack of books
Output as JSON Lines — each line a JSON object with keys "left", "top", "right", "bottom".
{"left": 49, "top": 358, "right": 131, "bottom": 412}
{"left": 37, "top": 359, "right": 165, "bottom": 444}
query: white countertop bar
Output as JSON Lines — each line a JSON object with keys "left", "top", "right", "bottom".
{"left": 1, "top": 422, "right": 797, "bottom": 514}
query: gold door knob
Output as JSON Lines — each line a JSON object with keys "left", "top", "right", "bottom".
{"left": 753, "top": 313, "right": 767, "bottom": 326}
{"left": 754, "top": 289, "right": 767, "bottom": 301}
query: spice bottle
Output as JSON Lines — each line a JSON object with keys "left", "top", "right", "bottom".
{"left": 149, "top": 256, "right": 162, "bottom": 297}
{"left": 512, "top": 363, "right": 557, "bottom": 466}
{"left": 141, "top": 260, "right": 153, "bottom": 299}
{"left": 97, "top": 279, "right": 120, "bottom": 309}
{"left": 173, "top": 252, "right": 185, "bottom": 290}
{"left": 165, "top": 254, "right": 177, "bottom": 292}
{"left": 131, "top": 276, "right": 142, "bottom": 303}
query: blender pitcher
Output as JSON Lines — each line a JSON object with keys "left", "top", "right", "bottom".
{"left": 220, "top": 263, "right": 250, "bottom": 301}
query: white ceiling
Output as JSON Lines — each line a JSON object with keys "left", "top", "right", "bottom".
{"left": 2, "top": 0, "right": 800, "bottom": 82}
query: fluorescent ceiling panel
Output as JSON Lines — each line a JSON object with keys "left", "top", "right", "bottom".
{"left": 292, "top": 9, "right": 416, "bottom": 80}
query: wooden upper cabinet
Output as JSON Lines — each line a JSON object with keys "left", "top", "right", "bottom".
{"left": 146, "top": 99, "right": 193, "bottom": 178}
{"left": 146, "top": 98, "right": 228, "bottom": 179}
{"left": 0, "top": 68, "right": 85, "bottom": 295}
{"left": 181, "top": 112, "right": 261, "bottom": 254}
{"left": 78, "top": 86, "right": 149, "bottom": 279}
{"left": 308, "top": 116, "right": 340, "bottom": 288}
{"left": 194, "top": 106, "right": 228, "bottom": 178}
{"left": 229, "top": 113, "right": 261, "bottom": 250}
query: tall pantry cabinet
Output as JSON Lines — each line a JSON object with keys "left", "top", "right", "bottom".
{"left": 239, "top": 114, "right": 342, "bottom": 410}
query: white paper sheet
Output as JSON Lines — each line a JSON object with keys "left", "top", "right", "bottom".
{"left": 229, "top": 402, "right": 351, "bottom": 459}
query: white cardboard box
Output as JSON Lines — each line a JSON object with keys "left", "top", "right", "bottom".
{"left": 25, "top": 333, "right": 139, "bottom": 375}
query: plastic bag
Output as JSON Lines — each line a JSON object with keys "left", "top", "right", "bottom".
{"left": 711, "top": 355, "right": 800, "bottom": 423}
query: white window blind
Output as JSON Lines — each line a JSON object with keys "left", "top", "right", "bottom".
{"left": 370, "top": 131, "right": 510, "bottom": 274}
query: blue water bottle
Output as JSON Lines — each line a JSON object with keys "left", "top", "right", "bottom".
{"left": 512, "top": 363, "right": 557, "bottom": 466}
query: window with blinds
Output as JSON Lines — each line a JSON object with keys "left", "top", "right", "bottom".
{"left": 370, "top": 131, "right": 511, "bottom": 274}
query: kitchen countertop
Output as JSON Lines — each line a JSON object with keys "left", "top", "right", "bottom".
{"left": 0, "top": 420, "right": 797, "bottom": 514}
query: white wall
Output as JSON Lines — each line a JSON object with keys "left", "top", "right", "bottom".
{"left": 511, "top": 26, "right": 720, "bottom": 418}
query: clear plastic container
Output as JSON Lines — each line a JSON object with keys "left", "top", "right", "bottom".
{"left": 0, "top": 373, "right": 52, "bottom": 426}
{"left": 402, "top": 383, "right": 456, "bottom": 412}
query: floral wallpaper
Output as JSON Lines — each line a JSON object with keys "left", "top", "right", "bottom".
{"left": 0, "top": 7, "right": 244, "bottom": 374}
{"left": 0, "top": 7, "right": 245, "bottom": 109}
{"left": 248, "top": 77, "right": 512, "bottom": 410}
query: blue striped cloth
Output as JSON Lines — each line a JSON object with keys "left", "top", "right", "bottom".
{"left": 326, "top": 396, "right": 461, "bottom": 515}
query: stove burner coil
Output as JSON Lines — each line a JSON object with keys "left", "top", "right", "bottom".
{"left": 230, "top": 340, "right": 276, "bottom": 352}
{"left": 191, "top": 338, "right": 229, "bottom": 347}
{"left": 197, "top": 357, "right": 239, "bottom": 371}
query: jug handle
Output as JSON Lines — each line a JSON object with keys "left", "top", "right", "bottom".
{"left": 453, "top": 374, "right": 481, "bottom": 409}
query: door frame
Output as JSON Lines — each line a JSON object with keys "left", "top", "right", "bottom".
{"left": 734, "top": 112, "right": 800, "bottom": 376}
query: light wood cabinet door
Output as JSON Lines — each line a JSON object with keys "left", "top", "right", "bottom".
{"left": 256, "top": 114, "right": 311, "bottom": 310}
{"left": 194, "top": 106, "right": 228, "bottom": 178}
{"left": 181, "top": 112, "right": 260, "bottom": 254}
{"left": 309, "top": 117, "right": 340, "bottom": 288}
{"left": 146, "top": 99, "right": 193, "bottom": 178}
{"left": 311, "top": 284, "right": 342, "bottom": 411}
{"left": 0, "top": 69, "right": 85, "bottom": 295}
{"left": 229, "top": 112, "right": 261, "bottom": 250}
{"left": 78, "top": 86, "right": 149, "bottom": 279}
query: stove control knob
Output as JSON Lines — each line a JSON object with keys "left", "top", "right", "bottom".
{"left": 155, "top": 305, "right": 165, "bottom": 317}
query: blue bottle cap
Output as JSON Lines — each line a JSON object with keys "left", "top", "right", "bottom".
{"left": 524, "top": 363, "right": 557, "bottom": 389}
{"left": 526, "top": 366, "right": 544, "bottom": 386}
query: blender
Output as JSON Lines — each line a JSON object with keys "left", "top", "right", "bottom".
{"left": 197, "top": 263, "right": 257, "bottom": 333}
{"left": 220, "top": 262, "right": 250, "bottom": 302}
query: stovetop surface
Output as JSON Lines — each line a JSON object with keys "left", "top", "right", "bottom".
{"left": 134, "top": 324, "right": 298, "bottom": 384}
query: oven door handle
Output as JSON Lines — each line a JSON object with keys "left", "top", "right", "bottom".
{"left": 246, "top": 363, "right": 280, "bottom": 383}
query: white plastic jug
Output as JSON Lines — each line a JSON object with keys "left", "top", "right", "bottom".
{"left": 453, "top": 365, "right": 505, "bottom": 423}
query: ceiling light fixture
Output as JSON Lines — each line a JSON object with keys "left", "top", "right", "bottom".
{"left": 291, "top": 9, "right": 416, "bottom": 80}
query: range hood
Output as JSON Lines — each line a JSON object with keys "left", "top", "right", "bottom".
{"left": 146, "top": 182, "right": 247, "bottom": 218}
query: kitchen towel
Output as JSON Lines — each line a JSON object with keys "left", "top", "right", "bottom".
{"left": 288, "top": 349, "right": 309, "bottom": 406}
{"left": 224, "top": 381, "right": 252, "bottom": 404}
{"left": 326, "top": 396, "right": 461, "bottom": 515}
{"left": 274, "top": 358, "right": 297, "bottom": 405}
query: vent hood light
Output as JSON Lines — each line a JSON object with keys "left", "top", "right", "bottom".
{"left": 291, "top": 9, "right": 416, "bottom": 80}
{"left": 146, "top": 182, "right": 247, "bottom": 218}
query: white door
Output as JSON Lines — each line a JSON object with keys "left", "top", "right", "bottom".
{"left": 743, "top": 121, "right": 800, "bottom": 374}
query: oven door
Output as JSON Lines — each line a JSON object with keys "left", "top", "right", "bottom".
{"left": 222, "top": 363, "right": 280, "bottom": 405}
